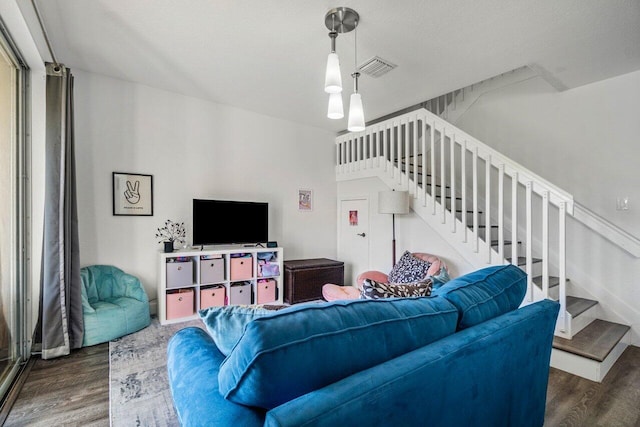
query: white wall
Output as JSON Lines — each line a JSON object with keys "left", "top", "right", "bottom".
{"left": 454, "top": 71, "right": 640, "bottom": 344}
{"left": 456, "top": 70, "right": 640, "bottom": 237}
{"left": 337, "top": 177, "right": 474, "bottom": 285}
{"left": 73, "top": 70, "right": 337, "bottom": 304}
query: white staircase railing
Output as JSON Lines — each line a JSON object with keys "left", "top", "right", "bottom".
{"left": 336, "top": 108, "right": 574, "bottom": 333}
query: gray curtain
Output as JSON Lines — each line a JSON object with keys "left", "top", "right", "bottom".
{"left": 33, "top": 63, "right": 83, "bottom": 359}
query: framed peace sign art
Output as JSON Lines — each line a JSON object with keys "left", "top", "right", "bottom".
{"left": 112, "top": 172, "right": 154, "bottom": 216}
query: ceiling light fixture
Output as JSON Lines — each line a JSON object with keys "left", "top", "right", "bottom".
{"left": 323, "top": 7, "right": 363, "bottom": 129}
{"left": 347, "top": 24, "right": 365, "bottom": 132}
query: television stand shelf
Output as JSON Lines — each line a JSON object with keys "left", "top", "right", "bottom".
{"left": 158, "top": 245, "right": 283, "bottom": 325}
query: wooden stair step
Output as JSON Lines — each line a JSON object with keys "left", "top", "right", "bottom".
{"left": 566, "top": 296, "right": 598, "bottom": 318}
{"left": 491, "top": 239, "right": 520, "bottom": 247}
{"left": 553, "top": 319, "right": 630, "bottom": 362}
{"left": 532, "top": 275, "right": 565, "bottom": 289}
{"left": 506, "top": 256, "right": 542, "bottom": 266}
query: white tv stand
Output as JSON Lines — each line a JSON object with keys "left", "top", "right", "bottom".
{"left": 158, "top": 245, "right": 283, "bottom": 325}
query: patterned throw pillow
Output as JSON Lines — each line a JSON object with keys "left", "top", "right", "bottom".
{"left": 360, "top": 278, "right": 433, "bottom": 299}
{"left": 388, "top": 251, "right": 432, "bottom": 283}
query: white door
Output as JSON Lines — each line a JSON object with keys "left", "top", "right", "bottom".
{"left": 338, "top": 198, "right": 369, "bottom": 286}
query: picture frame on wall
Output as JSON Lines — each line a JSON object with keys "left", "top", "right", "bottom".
{"left": 113, "top": 172, "right": 154, "bottom": 216}
{"left": 298, "top": 189, "right": 312, "bottom": 211}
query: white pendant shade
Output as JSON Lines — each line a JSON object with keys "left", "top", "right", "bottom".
{"left": 324, "top": 53, "right": 342, "bottom": 93}
{"left": 327, "top": 92, "right": 344, "bottom": 119}
{"left": 347, "top": 92, "right": 365, "bottom": 132}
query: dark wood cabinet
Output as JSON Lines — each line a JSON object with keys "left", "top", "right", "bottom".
{"left": 283, "top": 258, "right": 344, "bottom": 304}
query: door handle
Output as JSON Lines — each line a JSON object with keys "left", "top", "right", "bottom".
{"left": 357, "top": 232, "right": 366, "bottom": 237}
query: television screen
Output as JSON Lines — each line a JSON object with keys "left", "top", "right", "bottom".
{"left": 193, "top": 199, "right": 268, "bottom": 245}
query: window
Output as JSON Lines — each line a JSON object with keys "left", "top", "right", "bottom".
{"left": 0, "top": 18, "right": 28, "bottom": 404}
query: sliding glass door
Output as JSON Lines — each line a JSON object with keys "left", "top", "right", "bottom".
{"left": 0, "top": 20, "right": 27, "bottom": 401}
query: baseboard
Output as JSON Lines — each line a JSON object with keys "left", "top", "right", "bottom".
{"left": 149, "top": 299, "right": 157, "bottom": 316}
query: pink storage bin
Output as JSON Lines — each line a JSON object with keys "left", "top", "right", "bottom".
{"left": 230, "top": 257, "right": 253, "bottom": 281}
{"left": 166, "top": 289, "right": 195, "bottom": 320}
{"left": 200, "top": 286, "right": 226, "bottom": 309}
{"left": 257, "top": 279, "right": 277, "bottom": 304}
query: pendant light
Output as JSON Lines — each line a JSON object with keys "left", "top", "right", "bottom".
{"left": 324, "top": 28, "right": 342, "bottom": 94}
{"left": 347, "top": 24, "right": 365, "bottom": 132}
{"left": 327, "top": 92, "right": 344, "bottom": 119}
{"left": 324, "top": 8, "right": 360, "bottom": 123}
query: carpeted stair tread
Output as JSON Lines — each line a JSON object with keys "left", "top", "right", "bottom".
{"left": 553, "top": 319, "right": 630, "bottom": 362}
{"left": 566, "top": 296, "right": 598, "bottom": 318}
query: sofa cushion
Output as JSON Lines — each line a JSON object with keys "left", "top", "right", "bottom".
{"left": 360, "top": 278, "right": 433, "bottom": 299}
{"left": 432, "top": 264, "right": 526, "bottom": 330}
{"left": 198, "top": 305, "right": 289, "bottom": 356}
{"left": 218, "top": 297, "right": 458, "bottom": 409}
{"left": 388, "top": 251, "right": 432, "bottom": 283}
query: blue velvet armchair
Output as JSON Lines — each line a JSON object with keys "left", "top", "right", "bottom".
{"left": 80, "top": 265, "right": 151, "bottom": 347}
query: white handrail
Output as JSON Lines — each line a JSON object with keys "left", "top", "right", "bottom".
{"left": 335, "top": 107, "right": 576, "bottom": 333}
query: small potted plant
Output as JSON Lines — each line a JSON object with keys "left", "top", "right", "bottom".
{"left": 156, "top": 220, "right": 186, "bottom": 253}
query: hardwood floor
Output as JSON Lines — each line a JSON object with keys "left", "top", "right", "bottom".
{"left": 2, "top": 343, "right": 639, "bottom": 426}
{"left": 3, "top": 343, "right": 109, "bottom": 427}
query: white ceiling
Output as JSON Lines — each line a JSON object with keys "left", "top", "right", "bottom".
{"left": 21, "top": 0, "right": 640, "bottom": 132}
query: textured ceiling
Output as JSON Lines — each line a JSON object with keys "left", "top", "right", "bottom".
{"left": 21, "top": 0, "right": 640, "bottom": 132}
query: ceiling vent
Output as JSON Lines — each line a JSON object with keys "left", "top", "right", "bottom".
{"left": 359, "top": 56, "right": 397, "bottom": 78}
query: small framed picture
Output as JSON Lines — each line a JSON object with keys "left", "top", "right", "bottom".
{"left": 113, "top": 172, "right": 154, "bottom": 216}
{"left": 349, "top": 210, "right": 358, "bottom": 226}
{"left": 298, "top": 189, "right": 313, "bottom": 211}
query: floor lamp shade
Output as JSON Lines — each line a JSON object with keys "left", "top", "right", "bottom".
{"left": 378, "top": 190, "right": 410, "bottom": 214}
{"left": 379, "top": 190, "right": 409, "bottom": 266}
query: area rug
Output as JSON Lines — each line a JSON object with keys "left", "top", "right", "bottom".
{"left": 109, "top": 318, "right": 205, "bottom": 426}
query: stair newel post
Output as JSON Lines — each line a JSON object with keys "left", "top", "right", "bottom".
{"left": 511, "top": 172, "right": 519, "bottom": 266}
{"left": 485, "top": 154, "right": 492, "bottom": 263}
{"left": 355, "top": 134, "right": 360, "bottom": 171}
{"left": 421, "top": 117, "right": 428, "bottom": 207}
{"left": 440, "top": 126, "right": 446, "bottom": 224}
{"left": 558, "top": 201, "right": 568, "bottom": 333}
{"left": 413, "top": 117, "right": 418, "bottom": 197}
{"left": 498, "top": 164, "right": 505, "bottom": 261}
{"left": 430, "top": 121, "right": 436, "bottom": 214}
{"left": 472, "top": 146, "right": 479, "bottom": 253}
{"left": 391, "top": 121, "right": 396, "bottom": 179}
{"left": 403, "top": 118, "right": 409, "bottom": 187}
{"left": 461, "top": 139, "right": 468, "bottom": 242}
{"left": 542, "top": 190, "right": 550, "bottom": 298}
{"left": 382, "top": 124, "right": 388, "bottom": 172}
{"left": 450, "top": 131, "right": 456, "bottom": 232}
{"left": 526, "top": 181, "right": 533, "bottom": 302}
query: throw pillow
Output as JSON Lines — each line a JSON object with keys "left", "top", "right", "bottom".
{"left": 387, "top": 251, "right": 432, "bottom": 283}
{"left": 360, "top": 278, "right": 433, "bottom": 299}
{"left": 198, "top": 304, "right": 289, "bottom": 356}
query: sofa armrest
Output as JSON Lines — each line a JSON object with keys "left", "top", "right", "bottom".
{"left": 167, "top": 327, "right": 265, "bottom": 427}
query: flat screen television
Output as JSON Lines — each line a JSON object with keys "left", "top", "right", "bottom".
{"left": 193, "top": 199, "right": 268, "bottom": 245}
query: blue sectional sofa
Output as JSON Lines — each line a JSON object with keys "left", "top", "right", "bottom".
{"left": 167, "top": 264, "right": 559, "bottom": 427}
